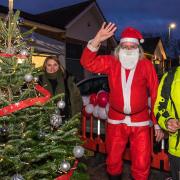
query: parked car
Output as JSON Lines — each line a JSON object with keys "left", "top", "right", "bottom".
{"left": 76, "top": 75, "right": 109, "bottom": 96}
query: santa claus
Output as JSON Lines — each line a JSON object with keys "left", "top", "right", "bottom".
{"left": 80, "top": 23, "right": 164, "bottom": 180}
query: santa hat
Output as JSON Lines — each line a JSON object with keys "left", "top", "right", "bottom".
{"left": 120, "top": 27, "right": 144, "bottom": 44}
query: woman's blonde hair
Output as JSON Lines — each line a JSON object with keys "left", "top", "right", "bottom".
{"left": 43, "top": 56, "right": 64, "bottom": 73}
{"left": 114, "top": 44, "right": 145, "bottom": 60}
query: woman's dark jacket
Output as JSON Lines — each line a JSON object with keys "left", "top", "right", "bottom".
{"left": 38, "top": 70, "right": 82, "bottom": 118}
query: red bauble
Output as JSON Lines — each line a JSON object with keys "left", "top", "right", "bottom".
{"left": 97, "top": 91, "right": 109, "bottom": 107}
{"left": 89, "top": 93, "right": 97, "bottom": 106}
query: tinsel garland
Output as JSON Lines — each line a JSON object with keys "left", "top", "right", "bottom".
{"left": 0, "top": 52, "right": 27, "bottom": 59}
{"left": 0, "top": 84, "right": 51, "bottom": 116}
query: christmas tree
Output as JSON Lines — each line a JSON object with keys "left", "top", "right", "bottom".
{"left": 0, "top": 5, "right": 87, "bottom": 180}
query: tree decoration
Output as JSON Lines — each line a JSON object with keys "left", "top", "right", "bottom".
{"left": 0, "top": 1, "right": 86, "bottom": 179}
{"left": 55, "top": 160, "right": 79, "bottom": 180}
{"left": 33, "top": 77, "right": 39, "bottom": 82}
{"left": 73, "top": 145, "right": 85, "bottom": 158}
{"left": 24, "top": 74, "right": 33, "bottom": 82}
{"left": 11, "top": 174, "right": 24, "bottom": 180}
{"left": 0, "top": 85, "right": 51, "bottom": 117}
{"left": 19, "top": 49, "right": 29, "bottom": 56}
{"left": 59, "top": 161, "right": 71, "bottom": 172}
{"left": 57, "top": 100, "right": 66, "bottom": 109}
{"left": 50, "top": 113, "right": 62, "bottom": 128}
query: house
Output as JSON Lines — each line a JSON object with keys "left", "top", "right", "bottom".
{"left": 0, "top": 5, "right": 66, "bottom": 68}
{"left": 142, "top": 37, "right": 167, "bottom": 76}
{"left": 34, "top": 0, "right": 117, "bottom": 81}
{"left": 0, "top": 1, "right": 117, "bottom": 82}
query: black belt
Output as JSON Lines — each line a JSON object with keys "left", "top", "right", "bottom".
{"left": 111, "top": 106, "right": 147, "bottom": 116}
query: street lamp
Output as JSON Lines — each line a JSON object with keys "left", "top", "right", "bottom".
{"left": 168, "top": 23, "right": 176, "bottom": 69}
{"left": 168, "top": 23, "right": 176, "bottom": 42}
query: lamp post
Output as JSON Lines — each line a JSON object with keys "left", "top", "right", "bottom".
{"left": 168, "top": 23, "right": 176, "bottom": 69}
{"left": 168, "top": 23, "right": 176, "bottom": 42}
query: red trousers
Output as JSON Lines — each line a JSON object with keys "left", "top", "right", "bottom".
{"left": 106, "top": 123, "right": 151, "bottom": 180}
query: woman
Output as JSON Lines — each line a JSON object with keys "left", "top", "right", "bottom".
{"left": 39, "top": 56, "right": 82, "bottom": 118}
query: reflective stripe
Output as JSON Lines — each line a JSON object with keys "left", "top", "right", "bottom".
{"left": 108, "top": 116, "right": 150, "bottom": 126}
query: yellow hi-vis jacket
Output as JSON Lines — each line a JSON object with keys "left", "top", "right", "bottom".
{"left": 154, "top": 67, "right": 180, "bottom": 157}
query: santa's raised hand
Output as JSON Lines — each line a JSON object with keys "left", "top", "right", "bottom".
{"left": 91, "top": 22, "right": 117, "bottom": 48}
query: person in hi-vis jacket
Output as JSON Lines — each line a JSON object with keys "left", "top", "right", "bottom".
{"left": 154, "top": 67, "right": 180, "bottom": 180}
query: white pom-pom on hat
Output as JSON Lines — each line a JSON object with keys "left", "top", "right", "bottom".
{"left": 140, "top": 39, "right": 144, "bottom": 43}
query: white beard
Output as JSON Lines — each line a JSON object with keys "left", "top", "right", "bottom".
{"left": 119, "top": 49, "right": 139, "bottom": 69}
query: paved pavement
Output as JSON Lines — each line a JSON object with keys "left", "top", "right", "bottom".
{"left": 84, "top": 154, "right": 171, "bottom": 180}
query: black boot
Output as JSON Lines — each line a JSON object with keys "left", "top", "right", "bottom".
{"left": 108, "top": 174, "right": 122, "bottom": 180}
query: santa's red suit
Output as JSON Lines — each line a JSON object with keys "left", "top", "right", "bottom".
{"left": 80, "top": 44, "right": 159, "bottom": 180}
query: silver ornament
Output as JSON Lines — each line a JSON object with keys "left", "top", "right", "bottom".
{"left": 24, "top": 74, "right": 33, "bottom": 82}
{"left": 34, "top": 77, "right": 39, "bottom": 82}
{"left": 50, "top": 114, "right": 62, "bottom": 128}
{"left": 59, "top": 161, "right": 71, "bottom": 172}
{"left": 57, "top": 100, "right": 66, "bottom": 109}
{"left": 73, "top": 146, "right": 85, "bottom": 158}
{"left": 19, "top": 49, "right": 29, "bottom": 56}
{"left": 11, "top": 174, "right": 24, "bottom": 180}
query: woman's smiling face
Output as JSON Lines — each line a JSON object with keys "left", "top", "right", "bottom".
{"left": 45, "top": 59, "right": 59, "bottom": 73}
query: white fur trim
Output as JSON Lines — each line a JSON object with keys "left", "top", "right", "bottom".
{"left": 108, "top": 117, "right": 150, "bottom": 126}
{"left": 140, "top": 39, "right": 144, "bottom": 43}
{"left": 120, "top": 38, "right": 139, "bottom": 44}
{"left": 87, "top": 39, "right": 100, "bottom": 52}
{"left": 121, "top": 67, "right": 136, "bottom": 114}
